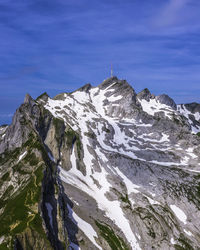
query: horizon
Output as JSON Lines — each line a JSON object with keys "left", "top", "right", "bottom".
{"left": 1, "top": 0, "right": 200, "bottom": 124}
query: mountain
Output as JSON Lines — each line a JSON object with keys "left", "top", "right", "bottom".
{"left": 0, "top": 76, "right": 200, "bottom": 250}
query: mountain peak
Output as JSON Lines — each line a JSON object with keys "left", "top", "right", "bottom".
{"left": 76, "top": 83, "right": 92, "bottom": 93}
{"left": 2, "top": 76, "right": 200, "bottom": 249}
{"left": 98, "top": 76, "right": 119, "bottom": 89}
{"left": 137, "top": 88, "right": 152, "bottom": 101}
{"left": 24, "top": 93, "right": 35, "bottom": 107}
{"left": 155, "top": 94, "right": 177, "bottom": 110}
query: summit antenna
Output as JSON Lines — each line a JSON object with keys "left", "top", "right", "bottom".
{"left": 111, "top": 63, "right": 113, "bottom": 77}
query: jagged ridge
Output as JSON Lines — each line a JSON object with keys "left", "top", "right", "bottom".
{"left": 0, "top": 77, "right": 200, "bottom": 249}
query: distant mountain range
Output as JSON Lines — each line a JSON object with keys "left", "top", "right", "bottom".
{"left": 0, "top": 76, "right": 200, "bottom": 249}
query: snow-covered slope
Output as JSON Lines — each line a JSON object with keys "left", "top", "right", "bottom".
{"left": 177, "top": 103, "right": 200, "bottom": 133}
{"left": 1, "top": 77, "right": 200, "bottom": 249}
{"left": 41, "top": 77, "right": 200, "bottom": 249}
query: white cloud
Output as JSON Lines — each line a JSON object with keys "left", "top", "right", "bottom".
{"left": 154, "top": 0, "right": 191, "bottom": 27}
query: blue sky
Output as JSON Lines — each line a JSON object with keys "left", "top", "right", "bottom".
{"left": 0, "top": 0, "right": 200, "bottom": 124}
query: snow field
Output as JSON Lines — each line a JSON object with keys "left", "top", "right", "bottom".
{"left": 44, "top": 85, "right": 200, "bottom": 250}
{"left": 138, "top": 98, "right": 173, "bottom": 118}
{"left": 67, "top": 204, "right": 101, "bottom": 250}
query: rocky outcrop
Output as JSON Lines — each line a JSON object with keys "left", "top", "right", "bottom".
{"left": 1, "top": 77, "right": 200, "bottom": 249}
{"left": 184, "top": 102, "right": 200, "bottom": 114}
{"left": 14, "top": 228, "right": 53, "bottom": 250}
{"left": 137, "top": 88, "right": 152, "bottom": 101}
{"left": 0, "top": 96, "right": 69, "bottom": 249}
{"left": 0, "top": 94, "right": 39, "bottom": 154}
{"left": 76, "top": 83, "right": 92, "bottom": 93}
{"left": 156, "top": 94, "right": 177, "bottom": 110}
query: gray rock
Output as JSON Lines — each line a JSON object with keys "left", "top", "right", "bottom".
{"left": 137, "top": 88, "right": 152, "bottom": 101}
{"left": 1, "top": 77, "right": 200, "bottom": 250}
{"left": 76, "top": 83, "right": 92, "bottom": 93}
{"left": 184, "top": 102, "right": 200, "bottom": 114}
{"left": 156, "top": 94, "right": 177, "bottom": 110}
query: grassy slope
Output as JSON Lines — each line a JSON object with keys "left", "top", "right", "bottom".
{"left": 0, "top": 134, "right": 52, "bottom": 249}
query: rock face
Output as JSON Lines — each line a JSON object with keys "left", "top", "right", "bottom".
{"left": 1, "top": 77, "right": 200, "bottom": 250}
{"left": 137, "top": 88, "right": 152, "bottom": 101}
{"left": 155, "top": 94, "right": 177, "bottom": 110}
{"left": 177, "top": 103, "right": 200, "bottom": 133}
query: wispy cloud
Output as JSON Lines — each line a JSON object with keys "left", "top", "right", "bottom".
{"left": 0, "top": 0, "right": 200, "bottom": 125}
{"left": 154, "top": 0, "right": 190, "bottom": 27}
{"left": 0, "top": 114, "right": 13, "bottom": 117}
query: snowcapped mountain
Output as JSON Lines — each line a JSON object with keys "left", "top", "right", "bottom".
{"left": 0, "top": 76, "right": 200, "bottom": 249}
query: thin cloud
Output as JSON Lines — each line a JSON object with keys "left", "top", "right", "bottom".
{"left": 0, "top": 114, "right": 13, "bottom": 117}
{"left": 153, "top": 0, "right": 191, "bottom": 28}
{"left": 0, "top": 0, "right": 200, "bottom": 125}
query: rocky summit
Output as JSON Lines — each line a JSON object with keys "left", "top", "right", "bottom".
{"left": 1, "top": 77, "right": 200, "bottom": 250}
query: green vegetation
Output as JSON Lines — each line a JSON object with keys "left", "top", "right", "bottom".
{"left": 65, "top": 128, "right": 76, "bottom": 146}
{"left": 13, "top": 163, "right": 29, "bottom": 175}
{"left": 1, "top": 172, "right": 10, "bottom": 182}
{"left": 120, "top": 194, "right": 129, "bottom": 203}
{"left": 1, "top": 185, "right": 14, "bottom": 201}
{"left": 147, "top": 228, "right": 156, "bottom": 239}
{"left": 135, "top": 207, "right": 153, "bottom": 220}
{"left": 0, "top": 132, "right": 53, "bottom": 248}
{"left": 53, "top": 117, "right": 63, "bottom": 137}
{"left": 120, "top": 194, "right": 131, "bottom": 208}
{"left": 76, "top": 136, "right": 82, "bottom": 159}
{"left": 0, "top": 166, "right": 44, "bottom": 237}
{"left": 177, "top": 181, "right": 200, "bottom": 210}
{"left": 196, "top": 132, "right": 200, "bottom": 137}
{"left": 65, "top": 128, "right": 82, "bottom": 159}
{"left": 0, "top": 163, "right": 51, "bottom": 249}
{"left": 0, "top": 147, "right": 20, "bottom": 165}
{"left": 24, "top": 152, "right": 39, "bottom": 166}
{"left": 24, "top": 132, "right": 50, "bottom": 164}
{"left": 0, "top": 242, "right": 9, "bottom": 250}
{"left": 162, "top": 179, "right": 200, "bottom": 210}
{"left": 174, "top": 234, "right": 194, "bottom": 250}
{"left": 95, "top": 221, "right": 129, "bottom": 250}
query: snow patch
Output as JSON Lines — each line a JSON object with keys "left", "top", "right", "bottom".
{"left": 114, "top": 167, "right": 140, "bottom": 194}
{"left": 138, "top": 98, "right": 173, "bottom": 119}
{"left": 73, "top": 200, "right": 80, "bottom": 206}
{"left": 170, "top": 205, "right": 187, "bottom": 224}
{"left": 136, "top": 233, "right": 141, "bottom": 240}
{"left": 107, "top": 94, "right": 123, "bottom": 102}
{"left": 0, "top": 236, "right": 5, "bottom": 244}
{"left": 17, "top": 151, "right": 27, "bottom": 163}
{"left": 184, "top": 229, "right": 192, "bottom": 236}
{"left": 145, "top": 195, "right": 160, "bottom": 205}
{"left": 59, "top": 145, "right": 141, "bottom": 249}
{"left": 177, "top": 104, "right": 200, "bottom": 133}
{"left": 170, "top": 238, "right": 175, "bottom": 244}
{"left": 72, "top": 91, "right": 90, "bottom": 104}
{"left": 67, "top": 204, "right": 101, "bottom": 250}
